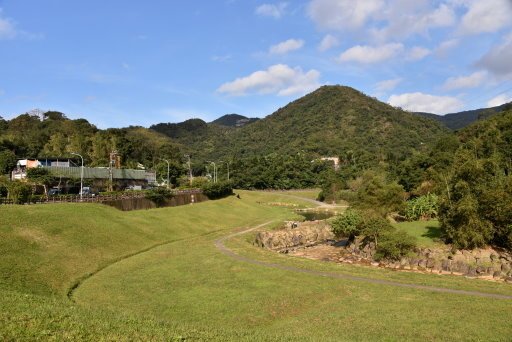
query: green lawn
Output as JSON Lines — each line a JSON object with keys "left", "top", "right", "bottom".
{"left": 274, "top": 188, "right": 322, "bottom": 201}
{"left": 394, "top": 220, "right": 442, "bottom": 247}
{"left": 1, "top": 192, "right": 511, "bottom": 341}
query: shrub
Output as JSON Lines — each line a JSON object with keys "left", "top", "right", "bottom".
{"left": 6, "top": 181, "right": 32, "bottom": 204}
{"left": 404, "top": 193, "right": 438, "bottom": 221}
{"left": 145, "top": 187, "right": 173, "bottom": 206}
{"left": 330, "top": 210, "right": 362, "bottom": 241}
{"left": 358, "top": 215, "right": 394, "bottom": 248}
{"left": 374, "top": 230, "right": 417, "bottom": 261}
{"left": 201, "top": 181, "right": 233, "bottom": 200}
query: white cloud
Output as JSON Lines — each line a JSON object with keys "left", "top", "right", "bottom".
{"left": 435, "top": 38, "right": 459, "bottom": 56}
{"left": 0, "top": 9, "right": 17, "bottom": 39}
{"left": 269, "top": 39, "right": 304, "bottom": 55}
{"left": 122, "top": 62, "right": 130, "bottom": 70}
{"left": 371, "top": 3, "right": 456, "bottom": 42}
{"left": 458, "top": 0, "right": 512, "bottom": 34}
{"left": 217, "top": 64, "right": 321, "bottom": 97}
{"left": 318, "top": 34, "right": 339, "bottom": 52}
{"left": 307, "top": 0, "right": 384, "bottom": 31}
{"left": 442, "top": 71, "right": 487, "bottom": 90}
{"left": 477, "top": 34, "right": 512, "bottom": 78}
{"left": 307, "top": 0, "right": 455, "bottom": 42}
{"left": 388, "top": 92, "right": 463, "bottom": 114}
{"left": 487, "top": 94, "right": 512, "bottom": 107}
{"left": 337, "top": 43, "right": 403, "bottom": 64}
{"left": 375, "top": 78, "right": 402, "bottom": 92}
{"left": 407, "top": 46, "right": 431, "bottom": 61}
{"left": 255, "top": 3, "right": 288, "bottom": 19}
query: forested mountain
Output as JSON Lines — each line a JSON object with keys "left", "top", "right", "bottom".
{"left": 213, "top": 86, "right": 447, "bottom": 165}
{"left": 210, "top": 114, "right": 259, "bottom": 127}
{"left": 149, "top": 119, "right": 234, "bottom": 161}
{"left": 151, "top": 86, "right": 447, "bottom": 168}
{"left": 415, "top": 102, "right": 512, "bottom": 130}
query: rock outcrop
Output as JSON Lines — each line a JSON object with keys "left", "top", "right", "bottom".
{"left": 254, "top": 221, "right": 334, "bottom": 253}
{"left": 339, "top": 240, "right": 512, "bottom": 281}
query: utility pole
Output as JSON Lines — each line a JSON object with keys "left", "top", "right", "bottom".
{"left": 71, "top": 152, "right": 84, "bottom": 200}
{"left": 185, "top": 154, "right": 193, "bottom": 185}
{"left": 108, "top": 150, "right": 118, "bottom": 192}
{"left": 161, "top": 159, "right": 170, "bottom": 189}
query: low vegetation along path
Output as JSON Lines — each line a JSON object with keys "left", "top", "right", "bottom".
{"left": 214, "top": 223, "right": 512, "bottom": 300}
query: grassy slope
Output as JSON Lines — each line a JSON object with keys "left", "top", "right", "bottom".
{"left": 274, "top": 189, "right": 322, "bottom": 201}
{"left": 0, "top": 192, "right": 308, "bottom": 297}
{"left": 1, "top": 191, "right": 512, "bottom": 341}
{"left": 394, "top": 220, "right": 442, "bottom": 247}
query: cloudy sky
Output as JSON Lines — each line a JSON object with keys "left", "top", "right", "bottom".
{"left": 1, "top": 0, "right": 512, "bottom": 127}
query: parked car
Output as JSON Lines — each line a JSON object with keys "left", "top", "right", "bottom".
{"left": 80, "top": 187, "right": 98, "bottom": 196}
{"left": 48, "top": 188, "right": 62, "bottom": 196}
{"left": 125, "top": 185, "right": 142, "bottom": 191}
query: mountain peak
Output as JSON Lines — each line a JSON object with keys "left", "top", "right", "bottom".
{"left": 211, "top": 114, "right": 259, "bottom": 127}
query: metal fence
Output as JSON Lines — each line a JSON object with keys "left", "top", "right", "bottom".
{"left": 0, "top": 189, "right": 203, "bottom": 205}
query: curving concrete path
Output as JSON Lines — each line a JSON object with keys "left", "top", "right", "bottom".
{"left": 214, "top": 223, "right": 512, "bottom": 300}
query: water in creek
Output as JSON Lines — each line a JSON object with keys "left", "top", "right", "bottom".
{"left": 296, "top": 210, "right": 336, "bottom": 221}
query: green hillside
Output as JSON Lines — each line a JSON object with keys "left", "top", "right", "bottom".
{"left": 219, "top": 85, "right": 448, "bottom": 163}
{"left": 149, "top": 119, "right": 234, "bottom": 161}
{"left": 151, "top": 86, "right": 448, "bottom": 168}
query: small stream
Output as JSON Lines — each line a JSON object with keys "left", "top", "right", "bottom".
{"left": 295, "top": 210, "right": 336, "bottom": 221}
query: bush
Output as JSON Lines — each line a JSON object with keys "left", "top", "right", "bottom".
{"left": 374, "top": 230, "right": 417, "bottom": 261}
{"left": 201, "top": 181, "right": 233, "bottom": 200}
{"left": 358, "top": 215, "right": 394, "bottom": 248}
{"left": 404, "top": 193, "right": 438, "bottom": 221}
{"left": 145, "top": 187, "right": 173, "bottom": 206}
{"left": 330, "top": 210, "right": 362, "bottom": 241}
{"left": 335, "top": 213, "right": 417, "bottom": 261}
{"left": 6, "top": 181, "right": 32, "bottom": 204}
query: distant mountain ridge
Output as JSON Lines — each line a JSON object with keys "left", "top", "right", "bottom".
{"left": 210, "top": 114, "right": 259, "bottom": 127}
{"left": 415, "top": 102, "right": 512, "bottom": 130}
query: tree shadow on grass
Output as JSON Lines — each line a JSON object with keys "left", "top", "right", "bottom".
{"left": 422, "top": 225, "right": 442, "bottom": 241}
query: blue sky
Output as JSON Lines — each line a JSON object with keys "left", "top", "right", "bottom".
{"left": 1, "top": 0, "right": 512, "bottom": 128}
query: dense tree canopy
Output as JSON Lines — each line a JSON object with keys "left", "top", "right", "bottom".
{"left": 439, "top": 111, "right": 512, "bottom": 250}
{"left": 0, "top": 112, "right": 183, "bottom": 174}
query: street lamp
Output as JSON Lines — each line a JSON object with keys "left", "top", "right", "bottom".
{"left": 161, "top": 158, "right": 170, "bottom": 189}
{"left": 71, "top": 152, "right": 84, "bottom": 200}
{"left": 207, "top": 161, "right": 217, "bottom": 183}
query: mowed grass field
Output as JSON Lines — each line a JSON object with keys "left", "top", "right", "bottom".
{"left": 1, "top": 190, "right": 512, "bottom": 341}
